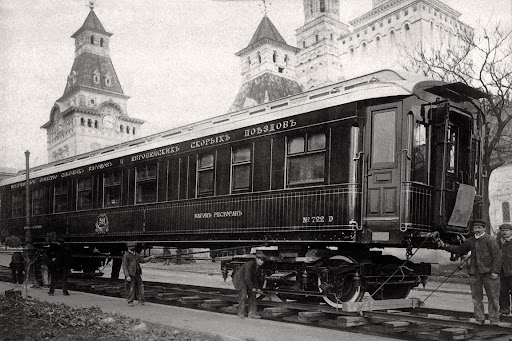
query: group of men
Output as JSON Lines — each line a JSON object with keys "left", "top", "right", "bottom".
{"left": 8, "top": 222, "right": 512, "bottom": 324}
{"left": 119, "top": 241, "right": 266, "bottom": 318}
{"left": 9, "top": 238, "right": 72, "bottom": 295}
{"left": 437, "top": 221, "right": 512, "bottom": 325}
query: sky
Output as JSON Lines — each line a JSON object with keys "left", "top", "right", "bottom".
{"left": 0, "top": 0, "right": 511, "bottom": 171}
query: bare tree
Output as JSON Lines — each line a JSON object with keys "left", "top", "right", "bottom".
{"left": 404, "top": 23, "right": 512, "bottom": 228}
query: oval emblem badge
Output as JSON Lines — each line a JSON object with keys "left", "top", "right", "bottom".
{"left": 95, "top": 213, "right": 109, "bottom": 234}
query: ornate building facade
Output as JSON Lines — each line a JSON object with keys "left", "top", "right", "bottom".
{"left": 41, "top": 8, "right": 144, "bottom": 162}
{"left": 231, "top": 0, "right": 473, "bottom": 107}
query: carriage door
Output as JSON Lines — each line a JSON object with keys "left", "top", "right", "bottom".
{"left": 364, "top": 104, "right": 402, "bottom": 234}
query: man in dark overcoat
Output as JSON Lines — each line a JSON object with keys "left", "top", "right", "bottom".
{"left": 437, "top": 219, "right": 502, "bottom": 325}
{"left": 497, "top": 223, "right": 512, "bottom": 315}
{"left": 48, "top": 238, "right": 72, "bottom": 296}
{"left": 122, "top": 242, "right": 155, "bottom": 306}
{"left": 232, "top": 255, "right": 265, "bottom": 318}
{"left": 9, "top": 251, "right": 24, "bottom": 284}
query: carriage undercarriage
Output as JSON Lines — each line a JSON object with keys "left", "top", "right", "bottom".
{"left": 222, "top": 246, "right": 430, "bottom": 308}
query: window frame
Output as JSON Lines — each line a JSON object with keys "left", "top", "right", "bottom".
{"left": 197, "top": 152, "right": 216, "bottom": 197}
{"left": 103, "top": 170, "right": 122, "bottom": 208}
{"left": 370, "top": 109, "right": 397, "bottom": 169}
{"left": 135, "top": 163, "right": 158, "bottom": 204}
{"left": 503, "top": 202, "right": 511, "bottom": 223}
{"left": 11, "top": 190, "right": 24, "bottom": 218}
{"left": 32, "top": 186, "right": 46, "bottom": 216}
{"left": 411, "top": 121, "right": 430, "bottom": 184}
{"left": 286, "top": 131, "right": 327, "bottom": 187}
{"left": 76, "top": 177, "right": 93, "bottom": 211}
{"left": 54, "top": 181, "right": 68, "bottom": 213}
{"left": 231, "top": 145, "right": 252, "bottom": 193}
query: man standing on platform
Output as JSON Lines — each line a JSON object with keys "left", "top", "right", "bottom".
{"left": 122, "top": 242, "right": 155, "bottom": 306}
{"left": 497, "top": 223, "right": 512, "bottom": 316}
{"left": 437, "top": 220, "right": 502, "bottom": 325}
{"left": 232, "top": 254, "right": 265, "bottom": 318}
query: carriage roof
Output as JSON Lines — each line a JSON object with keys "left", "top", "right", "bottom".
{"left": 0, "top": 69, "right": 485, "bottom": 187}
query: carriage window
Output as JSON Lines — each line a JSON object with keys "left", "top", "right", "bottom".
{"left": 77, "top": 177, "right": 93, "bottom": 210}
{"left": 412, "top": 122, "right": 429, "bottom": 183}
{"left": 198, "top": 153, "right": 215, "bottom": 196}
{"left": 372, "top": 110, "right": 396, "bottom": 166}
{"left": 54, "top": 181, "right": 68, "bottom": 212}
{"left": 12, "top": 191, "right": 24, "bottom": 217}
{"left": 287, "top": 133, "right": 326, "bottom": 186}
{"left": 136, "top": 164, "right": 157, "bottom": 204}
{"left": 32, "top": 187, "right": 45, "bottom": 215}
{"left": 232, "top": 146, "right": 251, "bottom": 192}
{"left": 503, "top": 202, "right": 511, "bottom": 223}
{"left": 447, "top": 124, "right": 458, "bottom": 174}
{"left": 104, "top": 170, "right": 121, "bottom": 207}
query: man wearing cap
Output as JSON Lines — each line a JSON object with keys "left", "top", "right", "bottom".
{"left": 48, "top": 238, "right": 72, "bottom": 296}
{"left": 437, "top": 219, "right": 502, "bottom": 325}
{"left": 122, "top": 242, "right": 155, "bottom": 306}
{"left": 497, "top": 223, "right": 512, "bottom": 315}
{"left": 232, "top": 254, "right": 265, "bottom": 318}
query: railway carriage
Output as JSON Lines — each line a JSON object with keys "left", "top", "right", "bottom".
{"left": 0, "top": 69, "right": 487, "bottom": 307}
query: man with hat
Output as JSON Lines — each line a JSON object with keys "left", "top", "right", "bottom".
{"left": 122, "top": 242, "right": 155, "bottom": 306}
{"left": 232, "top": 254, "right": 265, "bottom": 318}
{"left": 48, "top": 238, "right": 72, "bottom": 296}
{"left": 437, "top": 219, "right": 502, "bottom": 325}
{"left": 497, "top": 223, "right": 512, "bottom": 315}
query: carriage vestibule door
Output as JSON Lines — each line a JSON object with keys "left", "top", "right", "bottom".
{"left": 364, "top": 104, "right": 402, "bottom": 230}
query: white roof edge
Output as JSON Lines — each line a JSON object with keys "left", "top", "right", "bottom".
{"left": 2, "top": 69, "right": 429, "bottom": 187}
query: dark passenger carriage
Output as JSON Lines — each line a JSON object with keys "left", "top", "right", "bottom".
{"left": 0, "top": 70, "right": 487, "bottom": 306}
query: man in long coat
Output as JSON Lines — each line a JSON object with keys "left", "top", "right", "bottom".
{"left": 122, "top": 242, "right": 155, "bottom": 306}
{"left": 9, "top": 251, "right": 24, "bottom": 284}
{"left": 48, "top": 238, "right": 72, "bottom": 296}
{"left": 438, "top": 220, "right": 502, "bottom": 325}
{"left": 232, "top": 255, "right": 265, "bottom": 318}
{"left": 497, "top": 223, "right": 512, "bottom": 316}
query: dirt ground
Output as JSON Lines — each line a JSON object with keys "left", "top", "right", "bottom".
{"left": 0, "top": 292, "right": 224, "bottom": 341}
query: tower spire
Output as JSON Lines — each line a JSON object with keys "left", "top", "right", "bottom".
{"left": 88, "top": 0, "right": 95, "bottom": 11}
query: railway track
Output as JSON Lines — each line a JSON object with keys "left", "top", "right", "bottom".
{"left": 1, "top": 265, "right": 511, "bottom": 340}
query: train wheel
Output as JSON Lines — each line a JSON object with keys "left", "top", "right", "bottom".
{"left": 320, "top": 256, "right": 364, "bottom": 308}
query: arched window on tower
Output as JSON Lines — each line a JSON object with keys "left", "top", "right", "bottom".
{"left": 90, "top": 35, "right": 95, "bottom": 44}
{"left": 319, "top": 0, "right": 326, "bottom": 12}
{"left": 247, "top": 56, "right": 251, "bottom": 66}
{"left": 87, "top": 119, "right": 92, "bottom": 128}
{"left": 120, "top": 124, "right": 124, "bottom": 133}
{"left": 100, "top": 37, "right": 104, "bottom": 47}
{"left": 284, "top": 54, "right": 289, "bottom": 65}
{"left": 390, "top": 30, "right": 396, "bottom": 44}
{"left": 94, "top": 120, "right": 98, "bottom": 129}
{"left": 404, "top": 23, "right": 412, "bottom": 41}
{"left": 80, "top": 118, "right": 85, "bottom": 126}
{"left": 257, "top": 52, "right": 261, "bottom": 63}
{"left": 132, "top": 127, "right": 136, "bottom": 135}
{"left": 126, "top": 126, "right": 130, "bottom": 134}
{"left": 273, "top": 50, "right": 277, "bottom": 63}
